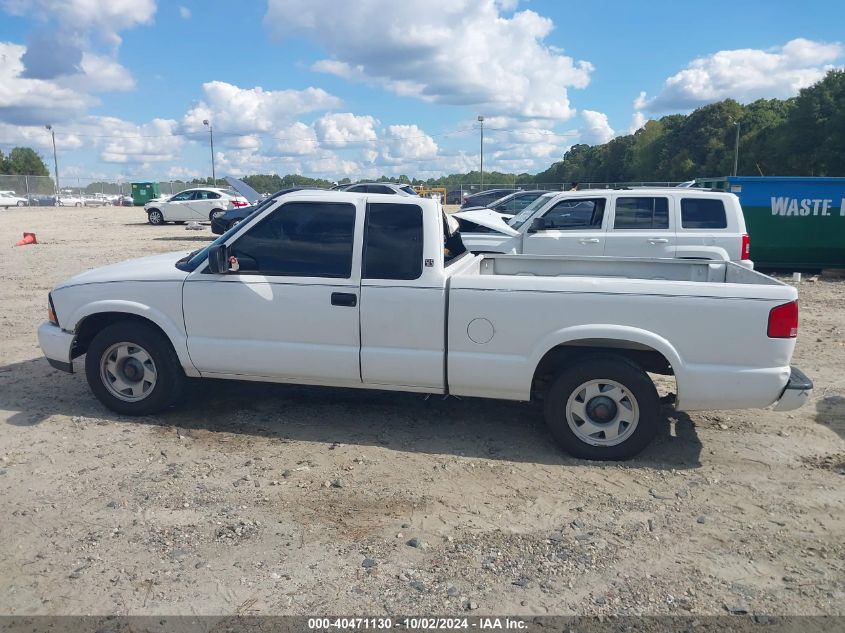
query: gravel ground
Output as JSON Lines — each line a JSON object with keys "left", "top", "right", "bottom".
{"left": 0, "top": 205, "right": 843, "bottom": 616}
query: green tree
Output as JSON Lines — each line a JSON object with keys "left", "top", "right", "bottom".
{"left": 4, "top": 147, "right": 50, "bottom": 176}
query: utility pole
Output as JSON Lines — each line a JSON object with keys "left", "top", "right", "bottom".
{"left": 45, "top": 124, "right": 59, "bottom": 203}
{"left": 203, "top": 119, "right": 216, "bottom": 184}
{"left": 477, "top": 115, "right": 485, "bottom": 190}
{"left": 733, "top": 122, "right": 741, "bottom": 177}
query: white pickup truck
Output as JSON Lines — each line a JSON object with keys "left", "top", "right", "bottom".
{"left": 456, "top": 188, "right": 752, "bottom": 265}
{"left": 38, "top": 191, "right": 811, "bottom": 460}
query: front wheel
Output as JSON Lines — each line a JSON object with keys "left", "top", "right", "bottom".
{"left": 544, "top": 356, "right": 659, "bottom": 460}
{"left": 85, "top": 321, "right": 185, "bottom": 415}
{"left": 147, "top": 209, "right": 164, "bottom": 225}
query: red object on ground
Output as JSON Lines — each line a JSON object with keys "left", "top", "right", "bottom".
{"left": 15, "top": 232, "right": 37, "bottom": 246}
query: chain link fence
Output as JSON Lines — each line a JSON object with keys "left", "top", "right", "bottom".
{"left": 0, "top": 175, "right": 201, "bottom": 206}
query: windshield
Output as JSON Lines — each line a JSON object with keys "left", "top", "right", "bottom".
{"left": 508, "top": 192, "right": 557, "bottom": 229}
{"left": 400, "top": 185, "right": 419, "bottom": 196}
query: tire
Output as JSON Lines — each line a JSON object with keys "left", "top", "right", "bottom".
{"left": 84, "top": 321, "right": 185, "bottom": 415}
{"left": 543, "top": 355, "right": 659, "bottom": 460}
{"left": 75, "top": 202, "right": 82, "bottom": 207}
{"left": 147, "top": 209, "right": 165, "bottom": 225}
{"left": 16, "top": 200, "right": 25, "bottom": 206}
{"left": 209, "top": 209, "right": 225, "bottom": 221}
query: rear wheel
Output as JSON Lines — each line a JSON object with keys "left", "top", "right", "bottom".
{"left": 85, "top": 321, "right": 185, "bottom": 415}
{"left": 16, "top": 200, "right": 25, "bottom": 206}
{"left": 209, "top": 209, "right": 225, "bottom": 221}
{"left": 147, "top": 209, "right": 164, "bottom": 225}
{"left": 543, "top": 356, "right": 659, "bottom": 460}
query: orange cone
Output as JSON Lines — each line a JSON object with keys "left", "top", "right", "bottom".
{"left": 15, "top": 232, "right": 37, "bottom": 246}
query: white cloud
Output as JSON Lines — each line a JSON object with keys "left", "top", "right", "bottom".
{"left": 97, "top": 117, "right": 182, "bottom": 163}
{"left": 580, "top": 110, "right": 614, "bottom": 145}
{"left": 640, "top": 38, "right": 844, "bottom": 112}
{"left": 313, "top": 112, "right": 378, "bottom": 146}
{"left": 628, "top": 111, "right": 646, "bottom": 134}
{"left": 265, "top": 0, "right": 592, "bottom": 120}
{"left": 183, "top": 81, "right": 342, "bottom": 136}
{"left": 179, "top": 6, "right": 191, "bottom": 20}
{"left": 2, "top": 0, "right": 156, "bottom": 41}
{"left": 275, "top": 122, "right": 319, "bottom": 156}
{"left": 0, "top": 42, "right": 93, "bottom": 124}
{"left": 381, "top": 124, "right": 438, "bottom": 163}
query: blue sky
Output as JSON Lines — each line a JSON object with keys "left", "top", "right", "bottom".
{"left": 1, "top": 0, "right": 843, "bottom": 183}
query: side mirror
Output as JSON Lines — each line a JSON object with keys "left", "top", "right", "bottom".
{"left": 207, "top": 243, "right": 230, "bottom": 274}
{"left": 527, "top": 217, "right": 546, "bottom": 233}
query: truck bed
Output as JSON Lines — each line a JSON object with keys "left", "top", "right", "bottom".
{"left": 472, "top": 254, "right": 780, "bottom": 285}
{"left": 446, "top": 253, "right": 798, "bottom": 408}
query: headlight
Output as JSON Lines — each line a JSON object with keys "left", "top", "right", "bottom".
{"left": 48, "top": 293, "right": 58, "bottom": 326}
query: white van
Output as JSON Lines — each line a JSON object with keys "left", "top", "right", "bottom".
{"left": 457, "top": 189, "right": 752, "bottom": 266}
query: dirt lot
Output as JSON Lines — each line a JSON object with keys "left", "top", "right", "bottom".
{"left": 0, "top": 205, "right": 843, "bottom": 616}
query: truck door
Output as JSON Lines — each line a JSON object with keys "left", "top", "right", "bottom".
{"left": 521, "top": 197, "right": 608, "bottom": 256}
{"left": 182, "top": 198, "right": 364, "bottom": 386}
{"left": 604, "top": 195, "right": 676, "bottom": 258}
{"left": 358, "top": 201, "right": 446, "bottom": 391}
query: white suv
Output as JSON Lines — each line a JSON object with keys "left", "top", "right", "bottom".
{"left": 457, "top": 188, "right": 752, "bottom": 266}
{"left": 144, "top": 188, "right": 249, "bottom": 225}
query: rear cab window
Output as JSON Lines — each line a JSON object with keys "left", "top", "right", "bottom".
{"left": 612, "top": 197, "right": 670, "bottom": 230}
{"left": 363, "top": 203, "right": 423, "bottom": 280}
{"left": 680, "top": 198, "right": 728, "bottom": 229}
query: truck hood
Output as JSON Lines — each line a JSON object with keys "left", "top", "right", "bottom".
{"left": 54, "top": 251, "right": 191, "bottom": 290}
{"left": 453, "top": 209, "right": 520, "bottom": 236}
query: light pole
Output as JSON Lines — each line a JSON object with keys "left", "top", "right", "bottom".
{"left": 45, "top": 124, "right": 59, "bottom": 203}
{"left": 203, "top": 119, "right": 215, "bottom": 184}
{"left": 477, "top": 115, "right": 484, "bottom": 190}
{"left": 732, "top": 121, "right": 741, "bottom": 177}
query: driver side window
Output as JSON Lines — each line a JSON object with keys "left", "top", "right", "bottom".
{"left": 540, "top": 198, "right": 606, "bottom": 230}
{"left": 229, "top": 201, "right": 356, "bottom": 278}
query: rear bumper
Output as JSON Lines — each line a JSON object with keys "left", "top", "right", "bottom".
{"left": 37, "top": 321, "right": 75, "bottom": 373}
{"left": 773, "top": 366, "right": 813, "bottom": 412}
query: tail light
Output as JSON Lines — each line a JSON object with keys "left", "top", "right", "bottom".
{"left": 768, "top": 301, "right": 798, "bottom": 338}
{"left": 230, "top": 200, "right": 248, "bottom": 208}
{"left": 741, "top": 233, "right": 750, "bottom": 260}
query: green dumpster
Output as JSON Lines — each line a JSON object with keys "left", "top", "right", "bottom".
{"left": 130, "top": 181, "right": 161, "bottom": 207}
{"left": 695, "top": 176, "right": 845, "bottom": 269}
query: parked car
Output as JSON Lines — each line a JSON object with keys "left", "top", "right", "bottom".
{"left": 26, "top": 193, "right": 58, "bottom": 206}
{"left": 464, "top": 190, "right": 549, "bottom": 216}
{"left": 58, "top": 195, "right": 84, "bottom": 207}
{"left": 116, "top": 195, "right": 134, "bottom": 207}
{"left": 460, "top": 188, "right": 517, "bottom": 209}
{"left": 0, "top": 190, "right": 28, "bottom": 207}
{"left": 445, "top": 189, "right": 466, "bottom": 205}
{"left": 341, "top": 182, "right": 419, "bottom": 196}
{"left": 211, "top": 187, "right": 317, "bottom": 235}
{"left": 143, "top": 187, "right": 249, "bottom": 225}
{"left": 457, "top": 189, "right": 753, "bottom": 266}
{"left": 39, "top": 191, "right": 810, "bottom": 460}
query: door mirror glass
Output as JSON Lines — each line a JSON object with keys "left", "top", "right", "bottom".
{"left": 207, "top": 243, "right": 230, "bottom": 274}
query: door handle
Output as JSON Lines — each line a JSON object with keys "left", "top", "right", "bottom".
{"left": 648, "top": 238, "right": 669, "bottom": 244}
{"left": 331, "top": 292, "right": 357, "bottom": 307}
{"left": 578, "top": 238, "right": 600, "bottom": 244}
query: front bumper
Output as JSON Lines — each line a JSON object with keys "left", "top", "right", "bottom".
{"left": 37, "top": 321, "right": 75, "bottom": 373}
{"left": 773, "top": 366, "right": 813, "bottom": 412}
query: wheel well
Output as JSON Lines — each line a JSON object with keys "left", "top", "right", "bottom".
{"left": 531, "top": 339, "right": 674, "bottom": 401}
{"left": 72, "top": 312, "right": 170, "bottom": 359}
